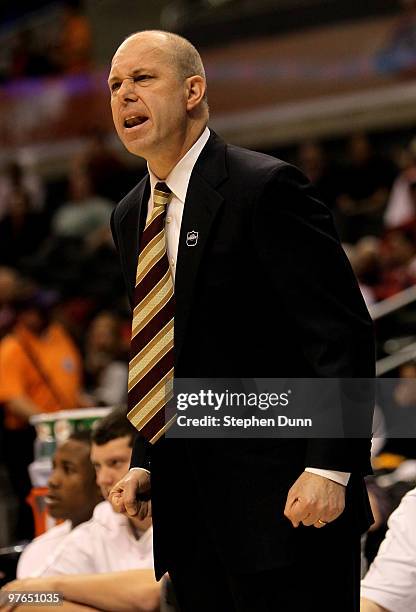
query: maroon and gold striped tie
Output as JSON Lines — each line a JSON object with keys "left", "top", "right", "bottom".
{"left": 127, "top": 182, "right": 176, "bottom": 444}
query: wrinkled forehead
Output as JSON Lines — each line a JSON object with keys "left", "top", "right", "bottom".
{"left": 109, "top": 35, "right": 172, "bottom": 77}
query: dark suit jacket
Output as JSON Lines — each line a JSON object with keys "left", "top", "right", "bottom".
{"left": 111, "top": 131, "right": 375, "bottom": 578}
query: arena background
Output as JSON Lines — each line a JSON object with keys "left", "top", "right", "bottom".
{"left": 1, "top": 0, "right": 416, "bottom": 601}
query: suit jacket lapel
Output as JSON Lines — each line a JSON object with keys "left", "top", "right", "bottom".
{"left": 174, "top": 132, "right": 228, "bottom": 367}
{"left": 119, "top": 176, "right": 150, "bottom": 305}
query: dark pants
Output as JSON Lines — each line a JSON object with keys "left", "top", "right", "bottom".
{"left": 2, "top": 426, "right": 36, "bottom": 542}
{"left": 168, "top": 514, "right": 361, "bottom": 612}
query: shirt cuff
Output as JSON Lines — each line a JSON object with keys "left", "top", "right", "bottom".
{"left": 130, "top": 467, "right": 151, "bottom": 475}
{"left": 305, "top": 468, "right": 350, "bottom": 486}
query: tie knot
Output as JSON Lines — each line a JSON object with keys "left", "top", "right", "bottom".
{"left": 154, "top": 182, "right": 172, "bottom": 208}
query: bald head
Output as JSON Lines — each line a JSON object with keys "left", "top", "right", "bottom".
{"left": 109, "top": 29, "right": 209, "bottom": 176}
{"left": 118, "top": 30, "right": 208, "bottom": 105}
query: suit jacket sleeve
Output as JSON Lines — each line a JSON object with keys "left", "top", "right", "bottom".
{"left": 111, "top": 209, "right": 153, "bottom": 472}
{"left": 252, "top": 163, "right": 375, "bottom": 473}
{"left": 130, "top": 435, "right": 152, "bottom": 472}
{"left": 110, "top": 208, "right": 134, "bottom": 309}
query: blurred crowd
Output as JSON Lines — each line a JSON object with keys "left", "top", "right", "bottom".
{"left": 1, "top": 0, "right": 92, "bottom": 83}
{"left": 2, "top": 130, "right": 416, "bottom": 320}
{"left": 0, "top": 130, "right": 141, "bottom": 549}
{"left": 297, "top": 133, "right": 416, "bottom": 306}
{"left": 0, "top": 129, "right": 139, "bottom": 321}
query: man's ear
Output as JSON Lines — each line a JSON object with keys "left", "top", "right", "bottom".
{"left": 186, "top": 75, "right": 206, "bottom": 111}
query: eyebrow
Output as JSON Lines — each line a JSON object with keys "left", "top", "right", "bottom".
{"left": 106, "top": 455, "right": 127, "bottom": 461}
{"left": 108, "top": 68, "right": 151, "bottom": 86}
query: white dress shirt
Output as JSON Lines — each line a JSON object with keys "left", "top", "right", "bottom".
{"left": 142, "top": 126, "right": 349, "bottom": 487}
{"left": 361, "top": 487, "right": 416, "bottom": 611}
{"left": 147, "top": 126, "right": 210, "bottom": 278}
{"left": 16, "top": 520, "right": 72, "bottom": 578}
{"left": 37, "top": 501, "right": 153, "bottom": 576}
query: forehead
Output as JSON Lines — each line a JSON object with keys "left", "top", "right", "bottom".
{"left": 109, "top": 36, "right": 172, "bottom": 79}
{"left": 91, "top": 436, "right": 132, "bottom": 460}
{"left": 55, "top": 440, "right": 89, "bottom": 465}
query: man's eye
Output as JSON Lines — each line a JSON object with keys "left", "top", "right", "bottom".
{"left": 134, "top": 75, "right": 151, "bottom": 82}
{"left": 111, "top": 82, "right": 121, "bottom": 92}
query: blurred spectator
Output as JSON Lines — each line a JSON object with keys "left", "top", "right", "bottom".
{"left": 393, "top": 362, "right": 416, "bottom": 407}
{"left": 0, "top": 289, "right": 84, "bottom": 426}
{"left": 336, "top": 134, "right": 397, "bottom": 243}
{"left": 0, "top": 187, "right": 48, "bottom": 268}
{"left": 374, "top": 363, "right": 416, "bottom": 462}
{"left": 384, "top": 138, "right": 416, "bottom": 228}
{"left": 84, "top": 131, "right": 137, "bottom": 203}
{"left": 0, "top": 268, "right": 20, "bottom": 340}
{"left": 8, "top": 30, "right": 37, "bottom": 80}
{"left": 28, "top": 162, "right": 122, "bottom": 302}
{"left": 374, "top": 228, "right": 416, "bottom": 300}
{"left": 8, "top": 29, "right": 54, "bottom": 80}
{"left": 0, "top": 290, "right": 84, "bottom": 541}
{"left": 19, "top": 160, "right": 120, "bottom": 308}
{"left": 345, "top": 237, "right": 381, "bottom": 306}
{"left": 0, "top": 161, "right": 45, "bottom": 221}
{"left": 17, "top": 432, "right": 102, "bottom": 578}
{"left": 84, "top": 311, "right": 128, "bottom": 407}
{"left": 35, "top": 408, "right": 152, "bottom": 575}
{"left": 51, "top": 163, "right": 113, "bottom": 243}
{"left": 346, "top": 182, "right": 416, "bottom": 303}
{"left": 361, "top": 486, "right": 416, "bottom": 612}
{"left": 297, "top": 141, "right": 341, "bottom": 210}
{"left": 376, "top": 0, "right": 416, "bottom": 79}
{"left": 55, "top": 0, "right": 92, "bottom": 74}
{"left": 386, "top": 167, "right": 416, "bottom": 242}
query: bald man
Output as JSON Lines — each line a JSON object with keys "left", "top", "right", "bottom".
{"left": 108, "top": 30, "right": 374, "bottom": 612}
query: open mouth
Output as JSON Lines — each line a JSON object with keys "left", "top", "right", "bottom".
{"left": 45, "top": 495, "right": 60, "bottom": 506}
{"left": 124, "top": 116, "right": 148, "bottom": 129}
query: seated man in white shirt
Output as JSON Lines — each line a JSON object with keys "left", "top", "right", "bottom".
{"left": 34, "top": 407, "right": 154, "bottom": 575}
{"left": 17, "top": 431, "right": 102, "bottom": 578}
{"left": 1, "top": 409, "right": 161, "bottom": 611}
{"left": 1, "top": 570, "right": 161, "bottom": 612}
{"left": 361, "top": 486, "right": 416, "bottom": 612}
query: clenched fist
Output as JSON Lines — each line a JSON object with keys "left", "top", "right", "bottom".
{"left": 109, "top": 468, "right": 152, "bottom": 521}
{"left": 284, "top": 471, "right": 346, "bottom": 528}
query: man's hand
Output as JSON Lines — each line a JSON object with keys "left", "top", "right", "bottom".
{"left": 284, "top": 471, "right": 346, "bottom": 528}
{"left": 0, "top": 578, "right": 40, "bottom": 612}
{"left": 360, "top": 597, "right": 389, "bottom": 612}
{"left": 109, "top": 469, "right": 151, "bottom": 520}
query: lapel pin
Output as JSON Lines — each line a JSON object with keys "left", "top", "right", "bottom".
{"left": 186, "top": 230, "right": 199, "bottom": 247}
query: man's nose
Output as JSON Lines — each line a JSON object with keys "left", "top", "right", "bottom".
{"left": 48, "top": 470, "right": 60, "bottom": 490}
{"left": 97, "top": 467, "right": 114, "bottom": 488}
{"left": 119, "top": 78, "right": 138, "bottom": 102}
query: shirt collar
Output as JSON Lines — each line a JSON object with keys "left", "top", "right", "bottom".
{"left": 148, "top": 126, "right": 210, "bottom": 203}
